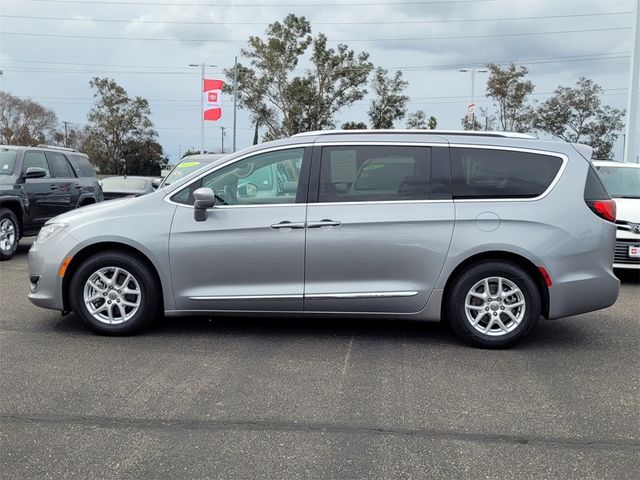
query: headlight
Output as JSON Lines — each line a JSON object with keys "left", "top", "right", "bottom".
{"left": 35, "top": 223, "right": 68, "bottom": 245}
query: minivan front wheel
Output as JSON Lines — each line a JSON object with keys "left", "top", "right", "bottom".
{"left": 447, "top": 261, "right": 541, "bottom": 348}
{"left": 70, "top": 251, "right": 159, "bottom": 335}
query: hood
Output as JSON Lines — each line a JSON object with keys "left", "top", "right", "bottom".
{"left": 613, "top": 197, "right": 640, "bottom": 223}
{"left": 47, "top": 195, "right": 142, "bottom": 226}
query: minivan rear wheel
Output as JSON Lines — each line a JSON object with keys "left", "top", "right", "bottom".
{"left": 446, "top": 261, "right": 541, "bottom": 348}
{"left": 70, "top": 251, "right": 159, "bottom": 335}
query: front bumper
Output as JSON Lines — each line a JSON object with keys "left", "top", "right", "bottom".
{"left": 27, "top": 233, "right": 77, "bottom": 311}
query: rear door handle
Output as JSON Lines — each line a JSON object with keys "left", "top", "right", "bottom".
{"left": 73, "top": 183, "right": 82, "bottom": 189}
{"left": 49, "top": 184, "right": 58, "bottom": 190}
{"left": 271, "top": 221, "right": 306, "bottom": 230}
{"left": 307, "top": 219, "right": 342, "bottom": 228}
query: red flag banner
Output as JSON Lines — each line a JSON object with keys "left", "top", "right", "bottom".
{"left": 203, "top": 79, "right": 223, "bottom": 121}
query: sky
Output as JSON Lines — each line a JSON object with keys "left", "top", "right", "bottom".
{"left": 0, "top": 0, "right": 637, "bottom": 163}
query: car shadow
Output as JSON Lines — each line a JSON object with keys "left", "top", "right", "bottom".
{"left": 616, "top": 269, "right": 640, "bottom": 285}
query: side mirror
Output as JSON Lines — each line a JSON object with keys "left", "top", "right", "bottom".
{"left": 193, "top": 187, "right": 216, "bottom": 222}
{"left": 23, "top": 167, "right": 47, "bottom": 179}
{"left": 151, "top": 178, "right": 162, "bottom": 189}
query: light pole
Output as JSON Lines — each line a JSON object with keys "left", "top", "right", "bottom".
{"left": 623, "top": 0, "right": 639, "bottom": 163}
{"left": 189, "top": 62, "right": 218, "bottom": 154}
{"left": 232, "top": 55, "right": 238, "bottom": 152}
{"left": 221, "top": 126, "right": 226, "bottom": 153}
{"left": 460, "top": 68, "right": 488, "bottom": 129}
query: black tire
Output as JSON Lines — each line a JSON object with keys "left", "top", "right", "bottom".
{"left": 69, "top": 251, "right": 160, "bottom": 335}
{"left": 0, "top": 208, "right": 20, "bottom": 261}
{"left": 446, "top": 261, "right": 541, "bottom": 348}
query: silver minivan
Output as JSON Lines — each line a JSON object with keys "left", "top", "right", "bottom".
{"left": 27, "top": 130, "right": 619, "bottom": 347}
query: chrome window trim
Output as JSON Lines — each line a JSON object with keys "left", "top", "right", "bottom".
{"left": 448, "top": 144, "right": 569, "bottom": 203}
{"left": 165, "top": 141, "right": 568, "bottom": 208}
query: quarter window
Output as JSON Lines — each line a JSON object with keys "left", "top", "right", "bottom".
{"left": 22, "top": 152, "right": 50, "bottom": 177}
{"left": 451, "top": 148, "right": 563, "bottom": 199}
{"left": 319, "top": 146, "right": 432, "bottom": 202}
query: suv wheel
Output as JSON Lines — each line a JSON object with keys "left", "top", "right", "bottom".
{"left": 70, "top": 251, "right": 160, "bottom": 335}
{"left": 0, "top": 208, "right": 20, "bottom": 261}
{"left": 446, "top": 261, "right": 541, "bottom": 348}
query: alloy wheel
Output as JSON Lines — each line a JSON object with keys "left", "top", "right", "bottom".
{"left": 83, "top": 267, "right": 141, "bottom": 324}
{"left": 464, "top": 276, "right": 526, "bottom": 336}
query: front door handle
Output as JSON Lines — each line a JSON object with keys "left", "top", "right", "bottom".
{"left": 49, "top": 184, "right": 58, "bottom": 190}
{"left": 307, "top": 219, "right": 342, "bottom": 228}
{"left": 271, "top": 221, "right": 306, "bottom": 230}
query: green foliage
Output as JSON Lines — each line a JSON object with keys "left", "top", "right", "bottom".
{"left": 368, "top": 68, "right": 409, "bottom": 129}
{"left": 534, "top": 78, "right": 625, "bottom": 159}
{"left": 122, "top": 138, "right": 167, "bottom": 176}
{"left": 181, "top": 149, "right": 201, "bottom": 158}
{"left": 485, "top": 63, "right": 534, "bottom": 132}
{"left": 85, "top": 77, "right": 158, "bottom": 174}
{"left": 223, "top": 14, "right": 374, "bottom": 140}
{"left": 406, "top": 110, "right": 437, "bottom": 129}
{"left": 0, "top": 91, "right": 58, "bottom": 145}
{"left": 341, "top": 121, "right": 368, "bottom": 129}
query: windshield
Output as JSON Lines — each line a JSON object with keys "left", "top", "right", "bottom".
{"left": 595, "top": 165, "right": 640, "bottom": 199}
{"left": 101, "top": 177, "right": 149, "bottom": 192}
{"left": 163, "top": 160, "right": 211, "bottom": 186}
{"left": 0, "top": 149, "right": 17, "bottom": 175}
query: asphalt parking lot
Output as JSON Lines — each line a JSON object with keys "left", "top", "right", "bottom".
{"left": 1, "top": 239, "right": 638, "bottom": 479}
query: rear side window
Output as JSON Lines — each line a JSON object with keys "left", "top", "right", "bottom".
{"left": 22, "top": 151, "right": 51, "bottom": 177}
{"left": 319, "top": 145, "right": 431, "bottom": 202}
{"left": 68, "top": 154, "right": 97, "bottom": 178}
{"left": 47, "top": 152, "right": 76, "bottom": 178}
{"left": 451, "top": 148, "right": 563, "bottom": 199}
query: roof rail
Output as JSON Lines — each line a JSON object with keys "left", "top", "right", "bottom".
{"left": 292, "top": 129, "right": 537, "bottom": 139}
{"left": 37, "top": 144, "right": 78, "bottom": 152}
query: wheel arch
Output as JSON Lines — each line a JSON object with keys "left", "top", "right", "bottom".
{"left": 442, "top": 250, "right": 550, "bottom": 320}
{"left": 62, "top": 241, "right": 163, "bottom": 312}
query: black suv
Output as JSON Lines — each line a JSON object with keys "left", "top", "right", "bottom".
{"left": 0, "top": 145, "right": 104, "bottom": 260}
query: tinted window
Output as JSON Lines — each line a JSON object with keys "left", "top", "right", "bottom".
{"left": 22, "top": 151, "right": 50, "bottom": 177}
{"left": 451, "top": 148, "right": 562, "bottom": 199}
{"left": 319, "top": 146, "right": 431, "bottom": 202}
{"left": 47, "top": 152, "right": 76, "bottom": 178}
{"left": 172, "top": 148, "right": 305, "bottom": 206}
{"left": 68, "top": 154, "right": 96, "bottom": 177}
{"left": 0, "top": 149, "right": 17, "bottom": 175}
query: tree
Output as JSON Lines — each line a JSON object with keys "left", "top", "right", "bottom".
{"left": 461, "top": 107, "right": 496, "bottom": 131}
{"left": 122, "top": 138, "right": 167, "bottom": 176}
{"left": 485, "top": 63, "right": 534, "bottom": 132}
{"left": 223, "top": 14, "right": 373, "bottom": 140}
{"left": 368, "top": 68, "right": 409, "bottom": 129}
{"left": 52, "top": 124, "right": 86, "bottom": 150}
{"left": 341, "top": 121, "right": 368, "bottom": 129}
{"left": 534, "top": 78, "right": 625, "bottom": 159}
{"left": 85, "top": 77, "right": 158, "bottom": 174}
{"left": 0, "top": 91, "right": 58, "bottom": 145}
{"left": 406, "top": 110, "right": 437, "bottom": 129}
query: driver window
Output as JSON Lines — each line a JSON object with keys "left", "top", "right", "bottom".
{"left": 22, "top": 151, "right": 51, "bottom": 177}
{"left": 199, "top": 148, "right": 304, "bottom": 206}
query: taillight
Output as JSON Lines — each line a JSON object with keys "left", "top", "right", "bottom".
{"left": 584, "top": 165, "right": 616, "bottom": 222}
{"left": 587, "top": 199, "right": 616, "bottom": 222}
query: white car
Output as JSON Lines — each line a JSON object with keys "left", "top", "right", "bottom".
{"left": 593, "top": 160, "right": 640, "bottom": 270}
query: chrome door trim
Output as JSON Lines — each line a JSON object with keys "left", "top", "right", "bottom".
{"left": 305, "top": 291, "right": 419, "bottom": 299}
{"left": 163, "top": 143, "right": 314, "bottom": 207}
{"left": 189, "top": 294, "right": 304, "bottom": 301}
{"left": 448, "top": 144, "right": 569, "bottom": 203}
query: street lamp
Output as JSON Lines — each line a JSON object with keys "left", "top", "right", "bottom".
{"left": 189, "top": 63, "right": 219, "bottom": 154}
{"left": 459, "top": 68, "right": 488, "bottom": 130}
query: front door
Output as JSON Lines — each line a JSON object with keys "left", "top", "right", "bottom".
{"left": 304, "top": 144, "right": 454, "bottom": 314}
{"left": 21, "top": 151, "right": 59, "bottom": 232}
{"left": 169, "top": 147, "right": 311, "bottom": 312}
